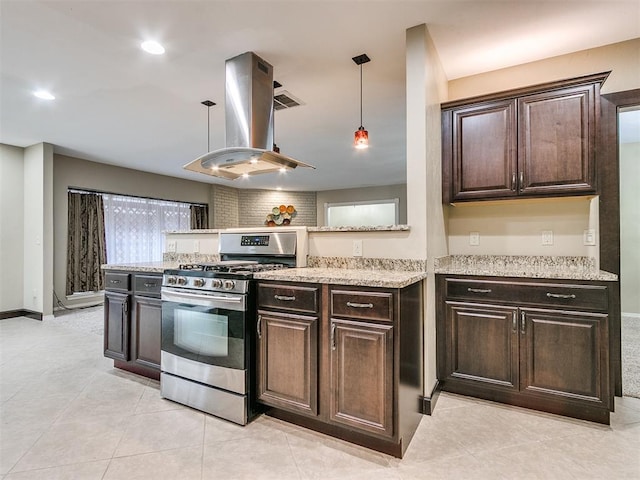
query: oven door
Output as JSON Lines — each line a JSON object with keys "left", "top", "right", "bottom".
{"left": 161, "top": 287, "right": 246, "bottom": 371}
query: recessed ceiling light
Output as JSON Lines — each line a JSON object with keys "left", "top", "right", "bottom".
{"left": 33, "top": 90, "right": 55, "bottom": 100}
{"left": 141, "top": 40, "right": 165, "bottom": 55}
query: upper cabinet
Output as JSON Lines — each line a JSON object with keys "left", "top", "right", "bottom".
{"left": 441, "top": 72, "right": 609, "bottom": 203}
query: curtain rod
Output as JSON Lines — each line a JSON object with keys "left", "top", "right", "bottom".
{"left": 67, "top": 187, "right": 208, "bottom": 208}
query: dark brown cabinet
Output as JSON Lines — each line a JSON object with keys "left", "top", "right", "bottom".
{"left": 257, "top": 310, "right": 318, "bottom": 417}
{"left": 104, "top": 270, "right": 162, "bottom": 380}
{"left": 442, "top": 72, "right": 609, "bottom": 203}
{"left": 329, "top": 319, "right": 394, "bottom": 437}
{"left": 437, "top": 275, "right": 611, "bottom": 424}
{"left": 257, "top": 280, "right": 424, "bottom": 458}
{"left": 104, "top": 290, "right": 129, "bottom": 361}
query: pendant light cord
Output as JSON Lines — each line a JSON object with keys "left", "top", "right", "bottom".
{"left": 359, "top": 64, "right": 363, "bottom": 128}
{"left": 207, "top": 105, "right": 210, "bottom": 152}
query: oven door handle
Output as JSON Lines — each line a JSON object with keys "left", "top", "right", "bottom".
{"left": 161, "top": 288, "right": 245, "bottom": 310}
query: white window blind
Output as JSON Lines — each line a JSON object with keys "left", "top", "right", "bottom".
{"left": 102, "top": 194, "right": 191, "bottom": 264}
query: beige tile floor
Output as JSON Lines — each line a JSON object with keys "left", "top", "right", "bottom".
{"left": 1, "top": 314, "right": 639, "bottom": 480}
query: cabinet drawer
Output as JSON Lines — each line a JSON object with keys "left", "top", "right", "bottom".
{"left": 258, "top": 283, "right": 319, "bottom": 314}
{"left": 105, "top": 272, "right": 130, "bottom": 292}
{"left": 134, "top": 274, "right": 162, "bottom": 297}
{"left": 445, "top": 278, "right": 608, "bottom": 311}
{"left": 331, "top": 289, "right": 393, "bottom": 323}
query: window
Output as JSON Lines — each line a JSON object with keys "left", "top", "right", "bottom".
{"left": 325, "top": 199, "right": 399, "bottom": 227}
{"left": 102, "top": 194, "right": 191, "bottom": 264}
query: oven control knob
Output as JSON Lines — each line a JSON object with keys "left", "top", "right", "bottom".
{"left": 223, "top": 280, "right": 236, "bottom": 290}
{"left": 193, "top": 278, "right": 206, "bottom": 287}
{"left": 211, "top": 279, "right": 223, "bottom": 289}
{"left": 166, "top": 276, "right": 177, "bottom": 285}
{"left": 177, "top": 276, "right": 188, "bottom": 286}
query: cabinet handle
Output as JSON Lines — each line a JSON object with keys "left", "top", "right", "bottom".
{"left": 331, "top": 323, "right": 337, "bottom": 350}
{"left": 467, "top": 288, "right": 492, "bottom": 294}
{"left": 346, "top": 301, "right": 374, "bottom": 309}
{"left": 512, "top": 311, "right": 517, "bottom": 332}
{"left": 122, "top": 300, "right": 128, "bottom": 316}
{"left": 512, "top": 173, "right": 516, "bottom": 191}
{"left": 519, "top": 171, "right": 524, "bottom": 190}
{"left": 274, "top": 294, "right": 296, "bottom": 302}
{"left": 257, "top": 315, "right": 262, "bottom": 339}
{"left": 520, "top": 311, "right": 525, "bottom": 335}
{"left": 110, "top": 279, "right": 121, "bottom": 284}
{"left": 144, "top": 282, "right": 157, "bottom": 287}
{"left": 546, "top": 292, "right": 576, "bottom": 299}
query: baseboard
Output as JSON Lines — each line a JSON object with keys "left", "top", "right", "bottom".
{"left": 419, "top": 380, "right": 441, "bottom": 415}
{"left": 0, "top": 309, "right": 43, "bottom": 321}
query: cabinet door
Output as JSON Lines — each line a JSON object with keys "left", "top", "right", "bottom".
{"left": 451, "top": 100, "right": 517, "bottom": 201}
{"left": 330, "top": 319, "right": 394, "bottom": 438}
{"left": 257, "top": 311, "right": 318, "bottom": 416}
{"left": 518, "top": 84, "right": 596, "bottom": 195}
{"left": 131, "top": 296, "right": 162, "bottom": 370}
{"left": 104, "top": 291, "right": 130, "bottom": 361}
{"left": 519, "top": 309, "right": 608, "bottom": 404}
{"left": 444, "top": 302, "right": 519, "bottom": 391}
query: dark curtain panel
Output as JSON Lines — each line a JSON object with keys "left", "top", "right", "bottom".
{"left": 190, "top": 204, "right": 209, "bottom": 229}
{"left": 66, "top": 192, "right": 107, "bottom": 295}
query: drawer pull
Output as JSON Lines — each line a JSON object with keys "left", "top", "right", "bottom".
{"left": 546, "top": 293, "right": 576, "bottom": 299}
{"left": 110, "top": 279, "right": 121, "bottom": 284}
{"left": 346, "top": 301, "right": 374, "bottom": 309}
{"left": 144, "top": 282, "right": 157, "bottom": 287}
{"left": 274, "top": 294, "right": 296, "bottom": 302}
{"left": 467, "top": 288, "right": 491, "bottom": 294}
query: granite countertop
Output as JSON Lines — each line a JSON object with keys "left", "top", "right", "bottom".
{"left": 307, "top": 225, "right": 410, "bottom": 232}
{"left": 254, "top": 267, "right": 427, "bottom": 289}
{"left": 101, "top": 261, "right": 178, "bottom": 273}
{"left": 434, "top": 255, "right": 618, "bottom": 281}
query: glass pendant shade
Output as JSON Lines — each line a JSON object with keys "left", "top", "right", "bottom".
{"left": 354, "top": 126, "right": 369, "bottom": 149}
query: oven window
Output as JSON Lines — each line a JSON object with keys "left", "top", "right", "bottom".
{"left": 174, "top": 310, "right": 228, "bottom": 357}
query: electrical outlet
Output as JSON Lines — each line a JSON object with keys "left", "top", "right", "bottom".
{"left": 469, "top": 232, "right": 480, "bottom": 246}
{"left": 167, "top": 240, "right": 177, "bottom": 253}
{"left": 352, "top": 240, "right": 363, "bottom": 257}
{"left": 542, "top": 230, "right": 554, "bottom": 246}
{"left": 583, "top": 229, "right": 596, "bottom": 246}
{"left": 194, "top": 240, "right": 200, "bottom": 253}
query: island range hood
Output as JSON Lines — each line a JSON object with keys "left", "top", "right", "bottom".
{"left": 184, "top": 52, "right": 314, "bottom": 180}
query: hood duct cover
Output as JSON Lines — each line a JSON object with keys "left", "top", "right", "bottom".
{"left": 184, "top": 52, "right": 314, "bottom": 180}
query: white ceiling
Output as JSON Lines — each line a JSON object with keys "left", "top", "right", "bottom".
{"left": 1, "top": 1, "right": 639, "bottom": 191}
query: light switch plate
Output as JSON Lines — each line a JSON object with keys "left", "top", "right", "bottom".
{"left": 469, "top": 232, "right": 480, "bottom": 246}
{"left": 542, "top": 230, "right": 554, "bottom": 246}
{"left": 193, "top": 240, "right": 200, "bottom": 253}
{"left": 167, "top": 240, "right": 177, "bottom": 253}
{"left": 353, "top": 240, "right": 363, "bottom": 257}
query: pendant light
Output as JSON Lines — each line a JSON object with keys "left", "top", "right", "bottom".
{"left": 201, "top": 100, "right": 216, "bottom": 166}
{"left": 352, "top": 53, "right": 371, "bottom": 149}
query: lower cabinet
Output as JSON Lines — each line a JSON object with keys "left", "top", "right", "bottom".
{"left": 104, "top": 290, "right": 130, "bottom": 361}
{"left": 257, "top": 311, "right": 318, "bottom": 416}
{"left": 103, "top": 270, "right": 162, "bottom": 380}
{"left": 330, "top": 319, "right": 394, "bottom": 437}
{"left": 437, "top": 275, "right": 612, "bottom": 424}
{"left": 131, "top": 295, "right": 162, "bottom": 370}
{"left": 257, "top": 281, "right": 424, "bottom": 458}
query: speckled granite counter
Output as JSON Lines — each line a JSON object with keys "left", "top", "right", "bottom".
{"left": 434, "top": 255, "right": 617, "bottom": 281}
{"left": 254, "top": 267, "right": 427, "bottom": 289}
{"left": 307, "top": 225, "right": 410, "bottom": 232}
{"left": 101, "top": 261, "right": 179, "bottom": 273}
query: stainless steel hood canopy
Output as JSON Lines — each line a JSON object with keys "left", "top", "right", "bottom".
{"left": 184, "top": 52, "right": 314, "bottom": 180}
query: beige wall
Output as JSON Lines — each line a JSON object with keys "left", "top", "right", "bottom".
{"left": 53, "top": 154, "right": 212, "bottom": 308}
{"left": 0, "top": 144, "right": 25, "bottom": 312}
{"left": 316, "top": 184, "right": 407, "bottom": 226}
{"left": 620, "top": 142, "right": 640, "bottom": 315}
{"left": 448, "top": 38, "right": 640, "bottom": 101}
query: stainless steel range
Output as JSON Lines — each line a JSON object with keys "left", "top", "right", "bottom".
{"left": 160, "top": 230, "right": 299, "bottom": 425}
